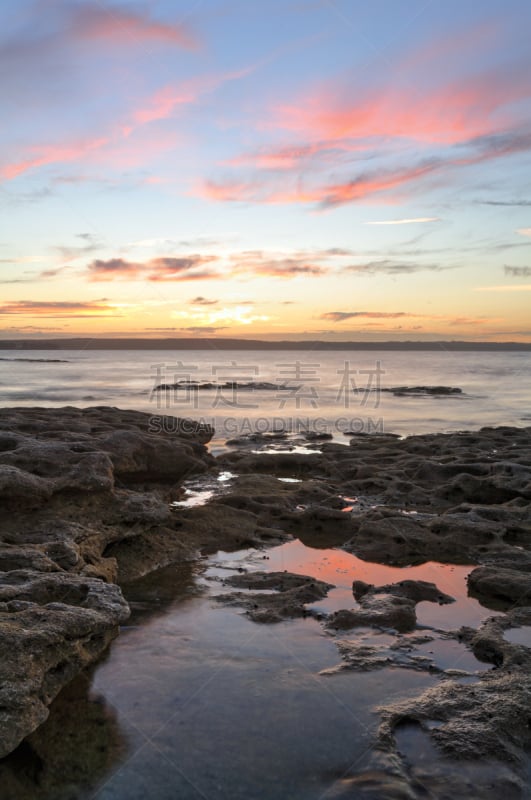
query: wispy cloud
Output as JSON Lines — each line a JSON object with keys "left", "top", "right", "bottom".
{"left": 479, "top": 199, "right": 531, "bottom": 207}
{"left": 2, "top": 137, "right": 109, "bottom": 180}
{"left": 320, "top": 311, "right": 411, "bottom": 322}
{"left": 198, "top": 23, "right": 531, "bottom": 211}
{"left": 190, "top": 296, "right": 219, "bottom": 305}
{"left": 475, "top": 284, "right": 531, "bottom": 292}
{"left": 88, "top": 258, "right": 143, "bottom": 279}
{"left": 230, "top": 253, "right": 327, "bottom": 277}
{"left": 344, "top": 259, "right": 446, "bottom": 275}
{"left": 85, "top": 250, "right": 338, "bottom": 282}
{"left": 54, "top": 233, "right": 102, "bottom": 263}
{"left": 87, "top": 255, "right": 218, "bottom": 281}
{"left": 201, "top": 129, "right": 531, "bottom": 209}
{"left": 364, "top": 218, "right": 439, "bottom": 226}
{"left": 271, "top": 54, "right": 531, "bottom": 147}
{"left": 180, "top": 326, "right": 228, "bottom": 334}
{"left": 0, "top": 300, "right": 121, "bottom": 317}
{"left": 132, "top": 68, "right": 252, "bottom": 126}
{"left": 517, "top": 228, "right": 531, "bottom": 237}
{"left": 147, "top": 256, "right": 219, "bottom": 281}
{"left": 504, "top": 265, "right": 531, "bottom": 277}
{"left": 68, "top": 3, "right": 198, "bottom": 50}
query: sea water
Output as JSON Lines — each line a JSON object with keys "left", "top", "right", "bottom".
{"left": 1, "top": 349, "right": 530, "bottom": 448}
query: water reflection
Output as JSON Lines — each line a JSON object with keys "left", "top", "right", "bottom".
{"left": 0, "top": 674, "right": 127, "bottom": 800}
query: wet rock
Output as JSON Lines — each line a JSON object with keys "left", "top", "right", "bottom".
{"left": 0, "top": 406, "right": 216, "bottom": 755}
{"left": 467, "top": 565, "right": 531, "bottom": 610}
{"left": 381, "top": 385, "right": 463, "bottom": 396}
{"left": 0, "top": 572, "right": 129, "bottom": 758}
{"left": 327, "top": 596, "right": 418, "bottom": 633}
{"left": 217, "top": 570, "right": 334, "bottom": 622}
{"left": 98, "top": 429, "right": 211, "bottom": 484}
{"left": 369, "top": 579, "right": 454, "bottom": 605}
{"left": 378, "top": 670, "right": 531, "bottom": 767}
{"left": 154, "top": 380, "right": 298, "bottom": 392}
{"left": 327, "top": 580, "right": 454, "bottom": 634}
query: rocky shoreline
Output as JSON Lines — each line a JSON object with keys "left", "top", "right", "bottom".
{"left": 1, "top": 407, "right": 530, "bottom": 796}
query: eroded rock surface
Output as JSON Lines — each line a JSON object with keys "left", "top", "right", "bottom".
{"left": 216, "top": 570, "right": 334, "bottom": 622}
{"left": 327, "top": 579, "right": 454, "bottom": 633}
{"left": 0, "top": 406, "right": 216, "bottom": 757}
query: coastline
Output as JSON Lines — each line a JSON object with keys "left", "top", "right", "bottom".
{"left": 1, "top": 406, "right": 530, "bottom": 796}
{"left": 2, "top": 338, "right": 531, "bottom": 351}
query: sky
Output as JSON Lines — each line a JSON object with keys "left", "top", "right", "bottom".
{"left": 1, "top": 0, "right": 531, "bottom": 342}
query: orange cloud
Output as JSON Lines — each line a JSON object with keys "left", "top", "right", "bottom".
{"left": 87, "top": 255, "right": 219, "bottom": 281}
{"left": 320, "top": 311, "right": 411, "bottom": 322}
{"left": 0, "top": 300, "right": 121, "bottom": 317}
{"left": 198, "top": 179, "right": 264, "bottom": 203}
{"left": 85, "top": 250, "right": 336, "bottom": 282}
{"left": 88, "top": 258, "right": 143, "bottom": 279}
{"left": 230, "top": 253, "right": 327, "bottom": 277}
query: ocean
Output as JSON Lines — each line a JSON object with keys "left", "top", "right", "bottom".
{"left": 1, "top": 348, "right": 530, "bottom": 447}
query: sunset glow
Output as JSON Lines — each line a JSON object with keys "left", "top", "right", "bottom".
{"left": 1, "top": 1, "right": 531, "bottom": 341}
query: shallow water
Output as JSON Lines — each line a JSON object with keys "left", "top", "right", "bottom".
{"left": 210, "top": 539, "right": 493, "bottom": 630}
{"left": 504, "top": 626, "right": 531, "bottom": 647}
{"left": 0, "top": 538, "right": 507, "bottom": 799}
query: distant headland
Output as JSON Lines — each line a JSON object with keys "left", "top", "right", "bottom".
{"left": 1, "top": 337, "right": 531, "bottom": 351}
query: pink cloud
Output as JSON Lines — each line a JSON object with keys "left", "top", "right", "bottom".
{"left": 70, "top": 4, "right": 198, "bottom": 50}
{"left": 273, "top": 64, "right": 531, "bottom": 148}
{"left": 225, "top": 140, "right": 368, "bottom": 170}
{"left": 199, "top": 23, "right": 531, "bottom": 209}
{"left": 2, "top": 124, "right": 179, "bottom": 181}
{"left": 2, "top": 137, "right": 109, "bottom": 180}
{"left": 132, "top": 67, "right": 253, "bottom": 126}
{"left": 199, "top": 130, "right": 531, "bottom": 209}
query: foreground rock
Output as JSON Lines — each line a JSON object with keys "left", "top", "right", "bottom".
{"left": 0, "top": 573, "right": 129, "bottom": 758}
{"left": 0, "top": 406, "right": 217, "bottom": 757}
{"left": 1, "top": 406, "right": 531, "bottom": 797}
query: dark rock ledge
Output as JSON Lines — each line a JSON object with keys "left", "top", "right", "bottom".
{"left": 0, "top": 406, "right": 219, "bottom": 757}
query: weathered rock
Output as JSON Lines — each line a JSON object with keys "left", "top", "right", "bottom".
{"left": 0, "top": 572, "right": 129, "bottom": 758}
{"left": 378, "top": 670, "right": 531, "bottom": 766}
{"left": 468, "top": 565, "right": 531, "bottom": 610}
{"left": 327, "top": 579, "right": 454, "bottom": 633}
{"left": 217, "top": 570, "right": 334, "bottom": 622}
{"left": 0, "top": 406, "right": 216, "bottom": 756}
